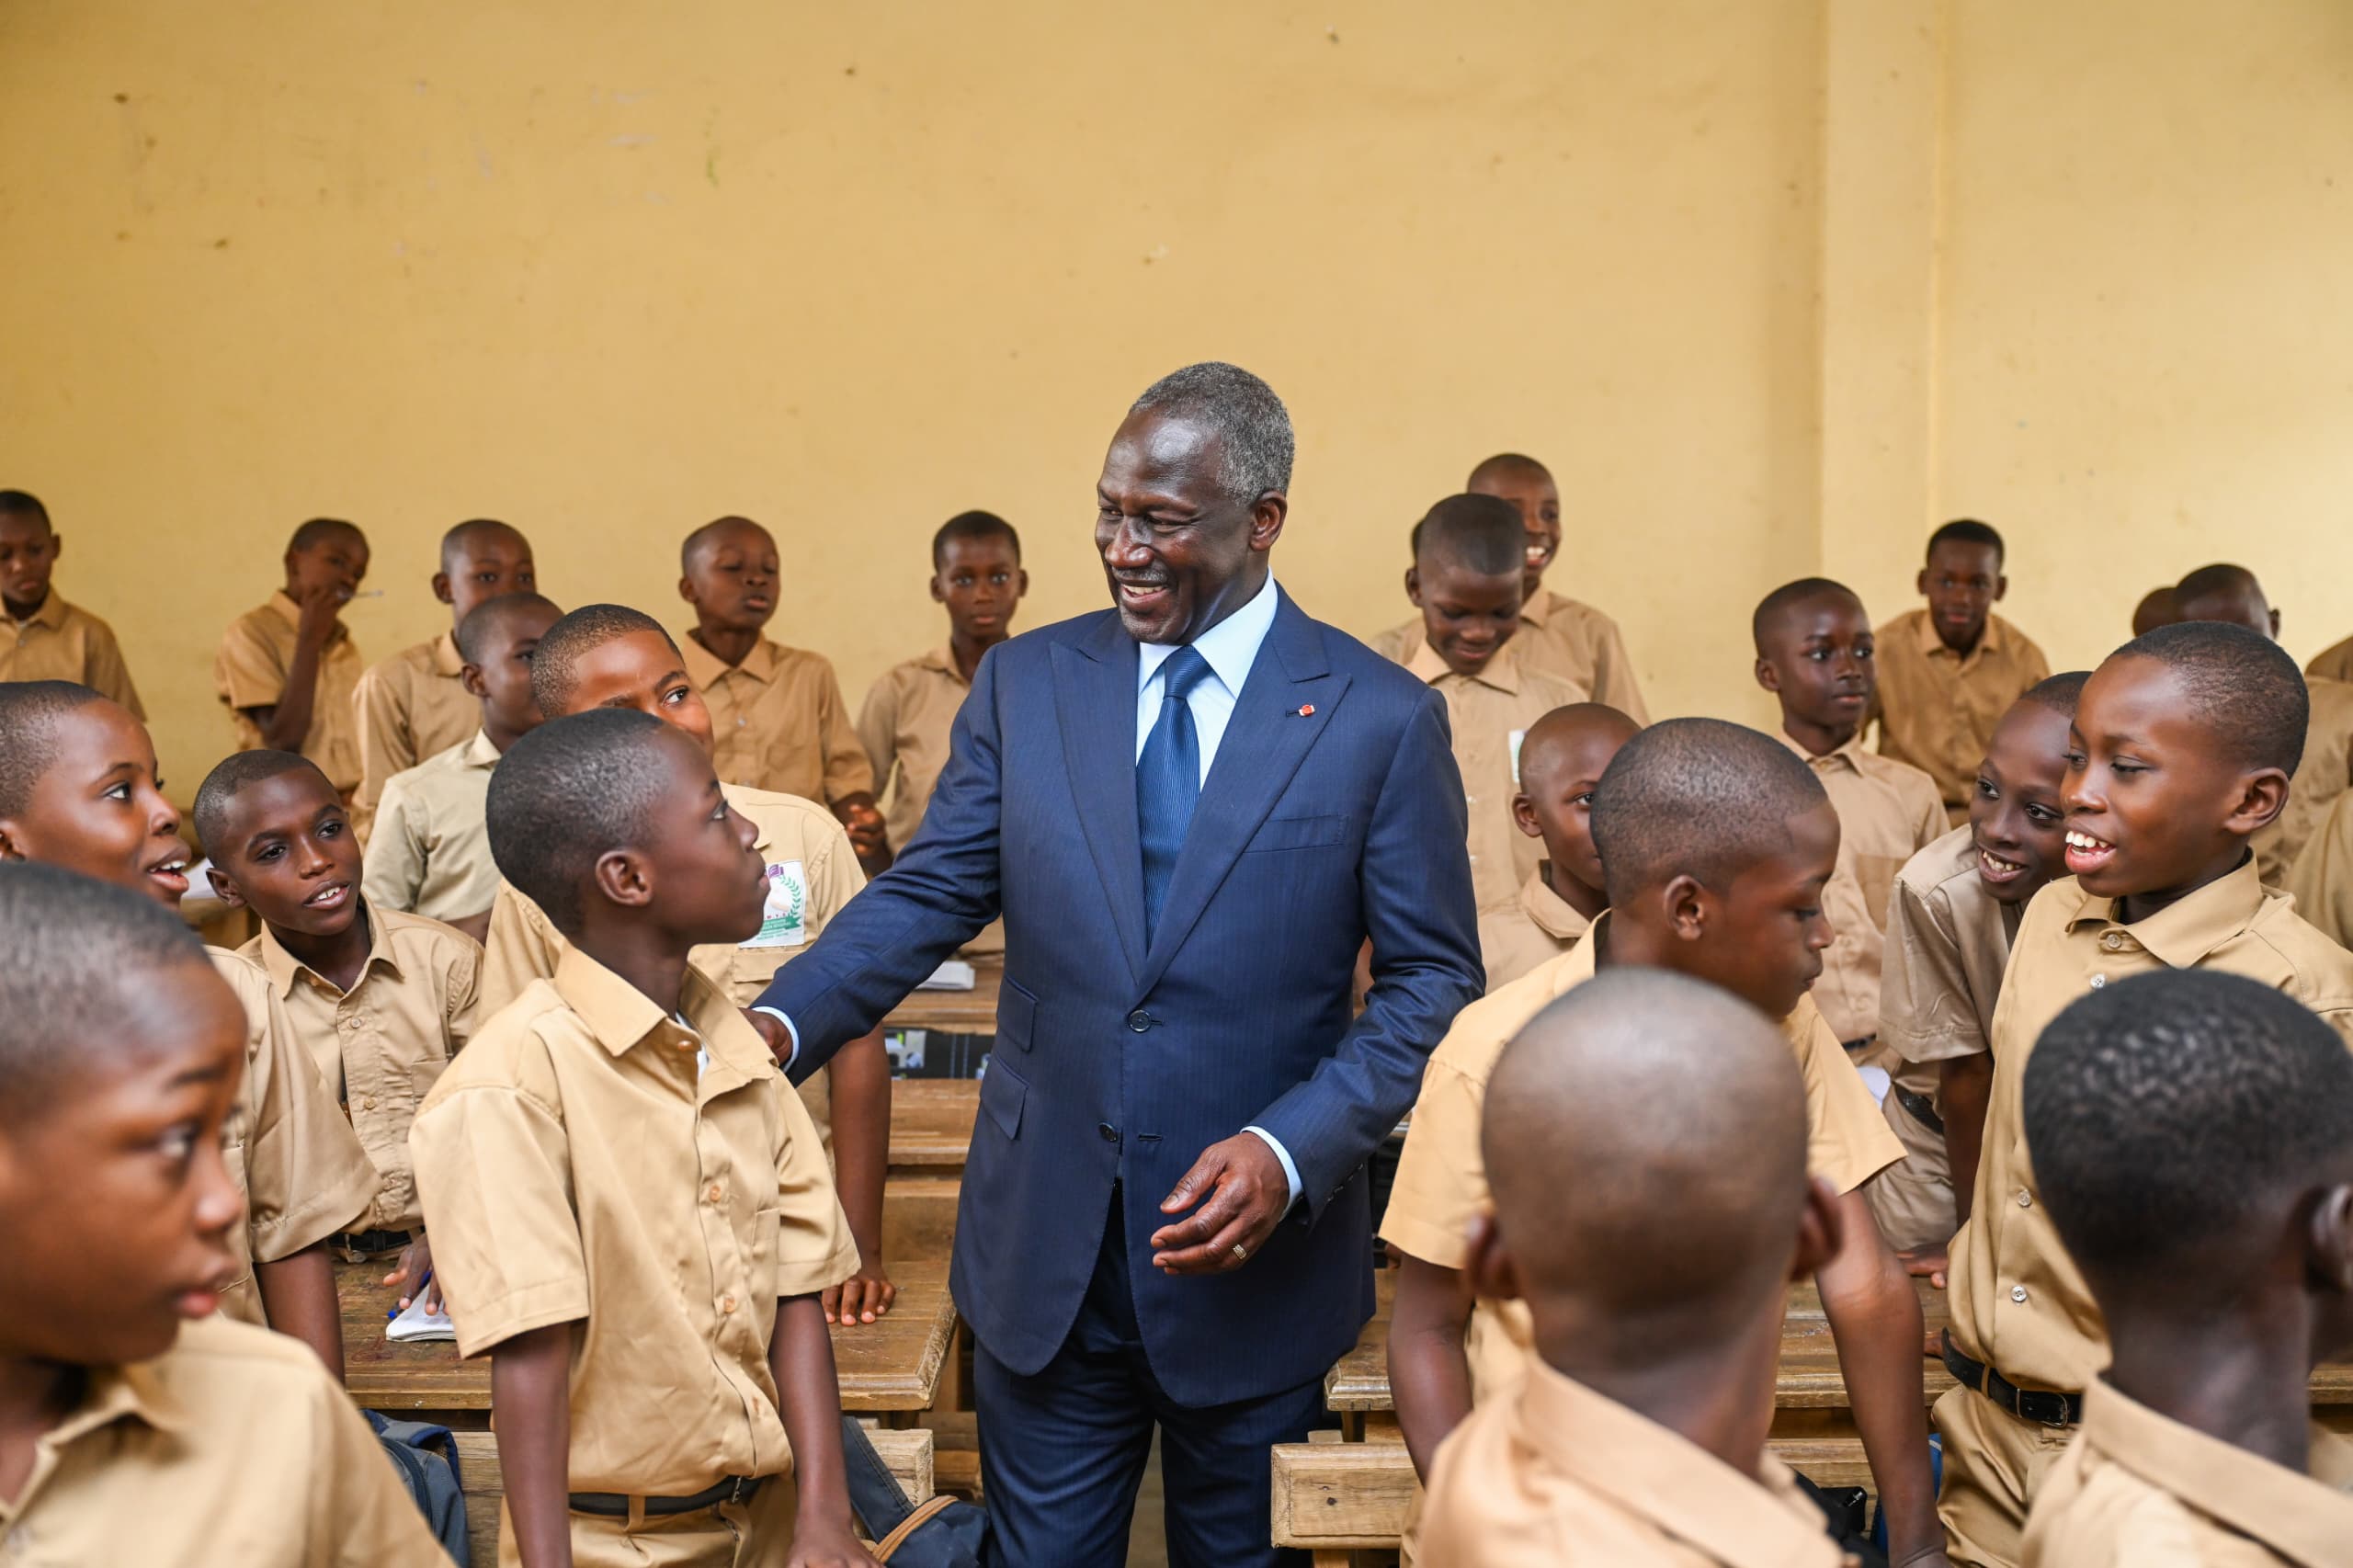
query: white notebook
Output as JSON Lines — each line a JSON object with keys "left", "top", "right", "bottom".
{"left": 916, "top": 960, "right": 977, "bottom": 992}
{"left": 386, "top": 1293, "right": 455, "bottom": 1343}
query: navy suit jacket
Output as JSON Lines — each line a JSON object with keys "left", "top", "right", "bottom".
{"left": 758, "top": 588, "right": 1483, "bottom": 1406}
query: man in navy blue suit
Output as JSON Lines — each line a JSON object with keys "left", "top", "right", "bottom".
{"left": 755, "top": 362, "right": 1483, "bottom": 1566}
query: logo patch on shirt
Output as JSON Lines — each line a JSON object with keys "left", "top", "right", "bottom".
{"left": 741, "top": 859, "right": 808, "bottom": 949}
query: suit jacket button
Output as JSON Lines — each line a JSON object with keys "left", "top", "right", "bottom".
{"left": 1126, "top": 1009, "right": 1153, "bottom": 1032}
{"left": 1098, "top": 1122, "right": 1120, "bottom": 1143}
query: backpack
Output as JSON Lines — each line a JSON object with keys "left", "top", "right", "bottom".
{"left": 839, "top": 1415, "right": 990, "bottom": 1566}
{"left": 363, "top": 1408, "right": 472, "bottom": 1566}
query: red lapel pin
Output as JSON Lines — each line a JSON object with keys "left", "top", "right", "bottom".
{"left": 1296, "top": 704, "right": 1315, "bottom": 718}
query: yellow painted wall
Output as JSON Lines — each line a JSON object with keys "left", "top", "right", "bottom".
{"left": 4, "top": 0, "right": 2350, "bottom": 797}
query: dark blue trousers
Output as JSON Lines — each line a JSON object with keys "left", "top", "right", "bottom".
{"left": 974, "top": 1195, "right": 1324, "bottom": 1568}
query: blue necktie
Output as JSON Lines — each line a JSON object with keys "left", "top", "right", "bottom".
{"left": 1138, "top": 644, "right": 1213, "bottom": 942}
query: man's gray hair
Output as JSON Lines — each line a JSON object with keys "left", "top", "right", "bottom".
{"left": 1129, "top": 362, "right": 1294, "bottom": 503}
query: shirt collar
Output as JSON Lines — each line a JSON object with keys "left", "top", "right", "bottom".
{"left": 1135, "top": 574, "right": 1279, "bottom": 697}
{"left": 12, "top": 590, "right": 68, "bottom": 631}
{"left": 2079, "top": 1380, "right": 2353, "bottom": 1564}
{"left": 1779, "top": 728, "right": 1867, "bottom": 771}
{"left": 1521, "top": 868, "right": 1595, "bottom": 942}
{"left": 551, "top": 943, "right": 778, "bottom": 1087}
{"left": 254, "top": 898, "right": 403, "bottom": 999}
{"left": 2060, "top": 855, "right": 2268, "bottom": 970}
{"left": 430, "top": 629, "right": 465, "bottom": 677}
{"left": 1912, "top": 608, "right": 2007, "bottom": 662}
{"left": 1403, "top": 639, "right": 1524, "bottom": 695}
{"left": 915, "top": 644, "right": 968, "bottom": 684}
{"left": 41, "top": 1352, "right": 190, "bottom": 1457}
{"left": 462, "top": 729, "right": 504, "bottom": 768}
{"left": 1520, "top": 585, "right": 1556, "bottom": 628}
{"left": 678, "top": 632, "right": 778, "bottom": 689}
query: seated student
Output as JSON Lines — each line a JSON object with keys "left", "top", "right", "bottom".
{"left": 410, "top": 709, "right": 873, "bottom": 1568}
{"left": 1935, "top": 620, "right": 2353, "bottom": 1568}
{"left": 0, "top": 489, "right": 143, "bottom": 716}
{"left": 2287, "top": 788, "right": 2353, "bottom": 950}
{"left": 2017, "top": 971, "right": 2353, "bottom": 1566}
{"left": 1385, "top": 494, "right": 1586, "bottom": 915}
{"left": 2130, "top": 585, "right": 2177, "bottom": 638}
{"left": 1372, "top": 453, "right": 1650, "bottom": 722}
{"left": 1755, "top": 578, "right": 1947, "bottom": 1071}
{"left": 0, "top": 682, "right": 376, "bottom": 1375}
{"left": 363, "top": 591, "right": 561, "bottom": 941}
{"left": 477, "top": 603, "right": 895, "bottom": 1326}
{"left": 1476, "top": 701, "right": 1637, "bottom": 992}
{"left": 1384, "top": 718, "right": 1944, "bottom": 1568}
{"left": 213, "top": 517, "right": 371, "bottom": 801}
{"left": 2310, "top": 628, "right": 2353, "bottom": 686}
{"left": 1870, "top": 673, "right": 2084, "bottom": 1262}
{"left": 1416, "top": 969, "right": 1851, "bottom": 1568}
{"left": 2169, "top": 562, "right": 2353, "bottom": 879}
{"left": 0, "top": 863, "right": 451, "bottom": 1568}
{"left": 857, "top": 509, "right": 1025, "bottom": 955}
{"left": 1873, "top": 520, "right": 2052, "bottom": 826}
{"left": 195, "top": 750, "right": 480, "bottom": 1313}
{"left": 353, "top": 517, "right": 537, "bottom": 836}
{"left": 676, "top": 516, "right": 885, "bottom": 866}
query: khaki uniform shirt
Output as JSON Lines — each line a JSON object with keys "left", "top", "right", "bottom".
{"left": 0, "top": 1314, "right": 454, "bottom": 1568}
{"left": 410, "top": 947, "right": 858, "bottom": 1495}
{"left": 1783, "top": 733, "right": 1948, "bottom": 1049}
{"left": 1372, "top": 585, "right": 1651, "bottom": 723}
{"left": 1, "top": 591, "right": 143, "bottom": 717}
{"left": 2309, "top": 633, "right": 2353, "bottom": 687}
{"left": 360, "top": 730, "right": 501, "bottom": 924}
{"left": 1879, "top": 823, "right": 2023, "bottom": 1123}
{"left": 211, "top": 593, "right": 366, "bottom": 793}
{"left": 1383, "top": 914, "right": 1903, "bottom": 1403}
{"left": 2286, "top": 790, "right": 2353, "bottom": 951}
{"left": 238, "top": 904, "right": 480, "bottom": 1233}
{"left": 1476, "top": 867, "right": 1593, "bottom": 993}
{"left": 857, "top": 644, "right": 1003, "bottom": 954}
{"left": 2023, "top": 1381, "right": 2353, "bottom": 1567}
{"left": 1872, "top": 610, "right": 2051, "bottom": 821}
{"left": 209, "top": 949, "right": 381, "bottom": 1328}
{"left": 352, "top": 631, "right": 477, "bottom": 835}
{"left": 1403, "top": 642, "right": 1589, "bottom": 915}
{"left": 681, "top": 634, "right": 875, "bottom": 807}
{"left": 1418, "top": 1357, "right": 1853, "bottom": 1568}
{"left": 2254, "top": 674, "right": 2353, "bottom": 881}
{"left": 1948, "top": 862, "right": 2353, "bottom": 1392}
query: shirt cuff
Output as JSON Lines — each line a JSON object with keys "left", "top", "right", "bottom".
{"left": 1243, "top": 1126, "right": 1304, "bottom": 1211}
{"left": 752, "top": 1006, "right": 800, "bottom": 1070}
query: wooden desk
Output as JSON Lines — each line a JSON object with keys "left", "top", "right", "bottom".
{"left": 890, "top": 1080, "right": 979, "bottom": 1176}
{"left": 342, "top": 1256, "right": 959, "bottom": 1426}
{"left": 881, "top": 957, "right": 1004, "bottom": 1034}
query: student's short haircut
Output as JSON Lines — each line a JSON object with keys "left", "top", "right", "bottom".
{"left": 931, "top": 510, "right": 1021, "bottom": 570}
{"left": 0, "top": 489, "right": 49, "bottom": 528}
{"left": 1411, "top": 494, "right": 1523, "bottom": 577}
{"left": 0, "top": 680, "right": 104, "bottom": 818}
{"left": 486, "top": 709, "right": 680, "bottom": 933}
{"left": 2170, "top": 562, "right": 2264, "bottom": 620}
{"left": 529, "top": 604, "right": 681, "bottom": 717}
{"left": 439, "top": 517, "right": 528, "bottom": 574}
{"left": 191, "top": 750, "right": 330, "bottom": 861}
{"left": 1751, "top": 576, "right": 1862, "bottom": 653}
{"left": 1927, "top": 517, "right": 2005, "bottom": 566}
{"left": 1465, "top": 452, "right": 1552, "bottom": 490}
{"left": 679, "top": 515, "right": 774, "bottom": 574}
{"left": 2023, "top": 670, "right": 2090, "bottom": 721}
{"left": 2026, "top": 971, "right": 2353, "bottom": 1282}
{"left": 0, "top": 862, "right": 210, "bottom": 1121}
{"left": 455, "top": 591, "right": 562, "bottom": 665}
{"left": 1128, "top": 362, "right": 1293, "bottom": 504}
{"left": 287, "top": 517, "right": 364, "bottom": 553}
{"left": 2111, "top": 620, "right": 2308, "bottom": 777}
{"left": 1590, "top": 718, "right": 1828, "bottom": 905}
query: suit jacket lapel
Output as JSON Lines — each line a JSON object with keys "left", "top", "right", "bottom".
{"left": 1051, "top": 614, "right": 1148, "bottom": 981}
{"left": 1137, "top": 592, "right": 1347, "bottom": 995}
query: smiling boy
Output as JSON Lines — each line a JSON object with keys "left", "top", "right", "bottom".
{"left": 0, "top": 489, "right": 143, "bottom": 716}
{"left": 1476, "top": 701, "right": 1638, "bottom": 991}
{"left": 214, "top": 517, "right": 371, "bottom": 799}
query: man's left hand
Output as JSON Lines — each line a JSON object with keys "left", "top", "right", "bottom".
{"left": 1150, "top": 1133, "right": 1289, "bottom": 1275}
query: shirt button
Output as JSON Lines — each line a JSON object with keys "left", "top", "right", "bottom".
{"left": 362, "top": 1096, "right": 377, "bottom": 1110}
{"left": 1126, "top": 1010, "right": 1153, "bottom": 1033}
{"left": 2018, "top": 1189, "right": 2032, "bottom": 1208}
{"left": 2100, "top": 932, "right": 2124, "bottom": 951}
{"left": 707, "top": 1183, "right": 722, "bottom": 1203}
{"left": 721, "top": 1295, "right": 737, "bottom": 1314}
{"left": 2011, "top": 1285, "right": 2029, "bottom": 1303}
{"left": 1097, "top": 1122, "right": 1120, "bottom": 1143}
{"left": 2088, "top": 974, "right": 2107, "bottom": 989}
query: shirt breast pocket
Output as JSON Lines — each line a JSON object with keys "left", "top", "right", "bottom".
{"left": 1244, "top": 814, "right": 1353, "bottom": 854}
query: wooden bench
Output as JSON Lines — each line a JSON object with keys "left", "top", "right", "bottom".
{"left": 885, "top": 1080, "right": 977, "bottom": 1264}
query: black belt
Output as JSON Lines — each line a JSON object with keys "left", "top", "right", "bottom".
{"left": 568, "top": 1473, "right": 765, "bottom": 1517}
{"left": 1896, "top": 1090, "right": 1947, "bottom": 1137}
{"left": 333, "top": 1227, "right": 412, "bottom": 1256}
{"left": 1941, "top": 1331, "right": 2081, "bottom": 1426}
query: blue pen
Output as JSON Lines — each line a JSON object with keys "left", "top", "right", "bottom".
{"left": 387, "top": 1268, "right": 434, "bottom": 1320}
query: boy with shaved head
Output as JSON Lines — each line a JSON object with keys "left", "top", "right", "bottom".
{"left": 1935, "top": 621, "right": 2353, "bottom": 1568}
{"left": 352, "top": 517, "right": 538, "bottom": 835}
{"left": 1417, "top": 968, "right": 1850, "bottom": 1567}
{"left": 1477, "top": 701, "right": 1637, "bottom": 990}
{"left": 213, "top": 517, "right": 371, "bottom": 799}
{"left": 2018, "top": 971, "right": 2353, "bottom": 1565}
{"left": 1385, "top": 717, "right": 1944, "bottom": 1567}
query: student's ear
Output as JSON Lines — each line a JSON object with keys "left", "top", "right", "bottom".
{"left": 1915, "top": 568, "right": 1929, "bottom": 598}
{"left": 928, "top": 574, "right": 949, "bottom": 607}
{"left": 431, "top": 571, "right": 455, "bottom": 607}
{"left": 1754, "top": 655, "right": 1781, "bottom": 694}
{"left": 590, "top": 847, "right": 655, "bottom": 910}
{"left": 205, "top": 865, "right": 248, "bottom": 910}
{"left": 1404, "top": 565, "right": 1422, "bottom": 608}
{"left": 47, "top": 533, "right": 62, "bottom": 565}
{"left": 1992, "top": 572, "right": 2009, "bottom": 603}
{"left": 2271, "top": 608, "right": 2285, "bottom": 640}
{"left": 676, "top": 573, "right": 702, "bottom": 610}
{"left": 2226, "top": 767, "right": 2293, "bottom": 836}
{"left": 1510, "top": 791, "right": 1542, "bottom": 840}
{"left": 1015, "top": 568, "right": 1030, "bottom": 598}
{"left": 1790, "top": 1176, "right": 1846, "bottom": 1279}
{"left": 2308, "top": 1184, "right": 2353, "bottom": 1298}
{"left": 460, "top": 662, "right": 488, "bottom": 701}
{"left": 1461, "top": 1211, "right": 1522, "bottom": 1303}
{"left": 1658, "top": 872, "right": 1709, "bottom": 941}
{"left": 0, "top": 820, "right": 26, "bottom": 863}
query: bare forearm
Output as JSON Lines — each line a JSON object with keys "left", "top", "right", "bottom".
{"left": 768, "top": 1296, "right": 859, "bottom": 1539}
{"left": 492, "top": 1325, "right": 576, "bottom": 1568}
{"left": 257, "top": 640, "right": 325, "bottom": 750}
{"left": 1942, "top": 1053, "right": 1994, "bottom": 1227}
{"left": 255, "top": 1244, "right": 345, "bottom": 1381}
{"left": 828, "top": 1031, "right": 892, "bottom": 1265}
{"left": 1388, "top": 1256, "right": 1475, "bottom": 1480}
{"left": 1819, "top": 1190, "right": 1940, "bottom": 1563}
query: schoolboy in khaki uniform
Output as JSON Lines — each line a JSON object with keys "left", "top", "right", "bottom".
{"left": 1936, "top": 622, "right": 2353, "bottom": 1568}
{"left": 352, "top": 517, "right": 538, "bottom": 836}
{"left": 362, "top": 591, "right": 561, "bottom": 939}
{"left": 1756, "top": 578, "right": 1947, "bottom": 1065}
{"left": 2287, "top": 789, "right": 2353, "bottom": 949}
{"left": 2309, "top": 629, "right": 2353, "bottom": 686}
{"left": 2171, "top": 562, "right": 2353, "bottom": 879}
{"left": 474, "top": 603, "right": 895, "bottom": 1329}
{"left": 0, "top": 489, "right": 144, "bottom": 716}
{"left": 1868, "top": 676, "right": 2083, "bottom": 1256}
{"left": 1474, "top": 702, "right": 1636, "bottom": 991}
{"left": 213, "top": 517, "right": 370, "bottom": 799}
{"left": 1873, "top": 521, "right": 2052, "bottom": 825}
{"left": 1416, "top": 970, "right": 1853, "bottom": 1568}
{"left": 2017, "top": 971, "right": 2353, "bottom": 1568}
{"left": 0, "top": 682, "right": 377, "bottom": 1376}
{"left": 677, "top": 516, "right": 885, "bottom": 863}
{"left": 196, "top": 750, "right": 480, "bottom": 1314}
{"left": 1384, "top": 719, "right": 1941, "bottom": 1568}
{"left": 411, "top": 709, "right": 874, "bottom": 1568}
{"left": 0, "top": 864, "right": 450, "bottom": 1568}
{"left": 1371, "top": 453, "right": 1650, "bottom": 722}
